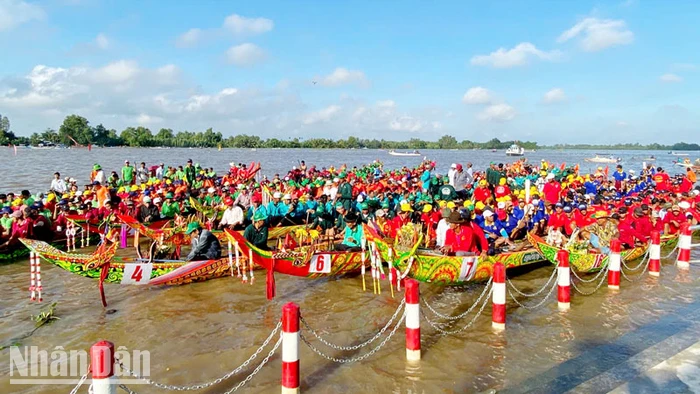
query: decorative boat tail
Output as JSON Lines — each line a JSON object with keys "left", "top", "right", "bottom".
{"left": 225, "top": 229, "right": 365, "bottom": 279}
{"left": 527, "top": 233, "right": 678, "bottom": 273}
{"left": 366, "top": 230, "right": 545, "bottom": 285}
{"left": 1, "top": 232, "right": 101, "bottom": 263}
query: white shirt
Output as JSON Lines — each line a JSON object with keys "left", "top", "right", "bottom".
{"left": 220, "top": 206, "right": 244, "bottom": 226}
{"left": 51, "top": 179, "right": 67, "bottom": 193}
{"left": 155, "top": 166, "right": 164, "bottom": 180}
{"left": 94, "top": 170, "right": 107, "bottom": 185}
{"left": 329, "top": 186, "right": 338, "bottom": 201}
{"left": 447, "top": 169, "right": 456, "bottom": 187}
{"left": 436, "top": 219, "right": 450, "bottom": 247}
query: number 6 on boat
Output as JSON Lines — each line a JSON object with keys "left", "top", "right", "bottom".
{"left": 308, "top": 254, "right": 332, "bottom": 274}
{"left": 121, "top": 264, "right": 153, "bottom": 285}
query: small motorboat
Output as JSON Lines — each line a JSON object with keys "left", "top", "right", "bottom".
{"left": 584, "top": 155, "right": 621, "bottom": 164}
{"left": 388, "top": 150, "right": 421, "bottom": 157}
{"left": 669, "top": 151, "right": 689, "bottom": 156}
{"left": 505, "top": 144, "right": 525, "bottom": 156}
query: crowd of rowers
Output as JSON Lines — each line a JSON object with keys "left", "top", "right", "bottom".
{"left": 1, "top": 157, "right": 699, "bottom": 261}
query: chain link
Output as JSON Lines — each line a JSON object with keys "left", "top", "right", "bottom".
{"left": 422, "top": 277, "right": 492, "bottom": 321}
{"left": 621, "top": 257, "right": 650, "bottom": 282}
{"left": 421, "top": 286, "right": 492, "bottom": 335}
{"left": 570, "top": 265, "right": 609, "bottom": 295}
{"left": 300, "top": 311, "right": 405, "bottom": 363}
{"left": 507, "top": 276, "right": 558, "bottom": 310}
{"left": 116, "top": 321, "right": 281, "bottom": 391}
{"left": 69, "top": 369, "right": 90, "bottom": 394}
{"left": 119, "top": 384, "right": 138, "bottom": 394}
{"left": 300, "top": 299, "right": 405, "bottom": 351}
{"left": 661, "top": 244, "right": 679, "bottom": 260}
{"left": 507, "top": 267, "right": 557, "bottom": 297}
{"left": 570, "top": 264, "right": 607, "bottom": 283}
{"left": 221, "top": 335, "right": 281, "bottom": 394}
{"left": 622, "top": 247, "right": 650, "bottom": 272}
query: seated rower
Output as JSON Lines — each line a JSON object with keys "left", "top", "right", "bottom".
{"left": 580, "top": 211, "right": 619, "bottom": 254}
{"left": 184, "top": 222, "right": 222, "bottom": 261}
{"left": 244, "top": 212, "right": 269, "bottom": 250}
{"left": 440, "top": 211, "right": 488, "bottom": 259}
{"left": 336, "top": 212, "right": 363, "bottom": 252}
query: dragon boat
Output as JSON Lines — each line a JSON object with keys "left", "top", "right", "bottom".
{"left": 527, "top": 233, "right": 678, "bottom": 273}
{"left": 364, "top": 226, "right": 546, "bottom": 285}
{"left": 19, "top": 238, "right": 258, "bottom": 287}
{"left": 1, "top": 230, "right": 101, "bottom": 263}
{"left": 226, "top": 229, "right": 365, "bottom": 279}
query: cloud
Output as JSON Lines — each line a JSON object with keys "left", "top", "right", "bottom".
{"left": 542, "top": 88, "right": 567, "bottom": 104}
{"left": 477, "top": 103, "right": 516, "bottom": 122}
{"left": 671, "top": 63, "right": 697, "bottom": 72}
{"left": 226, "top": 43, "right": 266, "bottom": 67}
{"left": 470, "top": 42, "right": 561, "bottom": 68}
{"left": 223, "top": 14, "right": 273, "bottom": 36}
{"left": 0, "top": 0, "right": 45, "bottom": 32}
{"left": 462, "top": 87, "right": 492, "bottom": 104}
{"left": 557, "top": 17, "right": 634, "bottom": 52}
{"left": 175, "top": 28, "right": 202, "bottom": 48}
{"left": 660, "top": 73, "right": 682, "bottom": 83}
{"left": 136, "top": 113, "right": 163, "bottom": 125}
{"left": 317, "top": 68, "right": 369, "bottom": 87}
{"left": 94, "top": 33, "right": 109, "bottom": 50}
{"left": 302, "top": 105, "right": 341, "bottom": 125}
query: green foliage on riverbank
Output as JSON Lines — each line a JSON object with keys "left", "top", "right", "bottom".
{"left": 2, "top": 113, "right": 699, "bottom": 150}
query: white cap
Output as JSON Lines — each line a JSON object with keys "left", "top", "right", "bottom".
{"left": 450, "top": 163, "right": 457, "bottom": 169}
{"left": 142, "top": 196, "right": 151, "bottom": 203}
{"left": 375, "top": 209, "right": 385, "bottom": 217}
{"left": 546, "top": 173, "right": 555, "bottom": 180}
{"left": 69, "top": 178, "right": 76, "bottom": 183}
{"left": 692, "top": 189, "right": 700, "bottom": 196}
{"left": 153, "top": 197, "right": 162, "bottom": 204}
{"left": 497, "top": 201, "right": 506, "bottom": 209}
{"left": 333, "top": 178, "right": 340, "bottom": 183}
{"left": 325, "top": 180, "right": 333, "bottom": 186}
{"left": 208, "top": 187, "right": 215, "bottom": 193}
{"left": 357, "top": 195, "right": 364, "bottom": 202}
{"left": 75, "top": 191, "right": 83, "bottom": 196}
{"left": 679, "top": 201, "right": 691, "bottom": 210}
{"left": 273, "top": 192, "right": 282, "bottom": 199}
{"left": 125, "top": 160, "right": 129, "bottom": 163}
{"left": 483, "top": 210, "right": 494, "bottom": 218}
{"left": 283, "top": 194, "right": 291, "bottom": 200}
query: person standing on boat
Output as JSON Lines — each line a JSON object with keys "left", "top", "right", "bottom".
{"left": 612, "top": 165, "right": 627, "bottom": 191}
{"left": 122, "top": 160, "right": 135, "bottom": 185}
{"left": 185, "top": 222, "right": 221, "bottom": 261}
{"left": 453, "top": 164, "right": 472, "bottom": 199}
{"left": 243, "top": 212, "right": 269, "bottom": 250}
{"left": 337, "top": 173, "right": 354, "bottom": 211}
{"left": 51, "top": 172, "right": 67, "bottom": 194}
{"left": 183, "top": 159, "right": 196, "bottom": 186}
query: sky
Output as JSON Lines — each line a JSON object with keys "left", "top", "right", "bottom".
{"left": 0, "top": 0, "right": 698, "bottom": 144}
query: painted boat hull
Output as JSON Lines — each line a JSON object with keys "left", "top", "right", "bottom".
{"left": 226, "top": 229, "right": 364, "bottom": 278}
{"left": 527, "top": 233, "right": 678, "bottom": 272}
{"left": 19, "top": 238, "right": 256, "bottom": 286}
{"left": 1, "top": 234, "right": 101, "bottom": 263}
{"left": 367, "top": 232, "right": 545, "bottom": 285}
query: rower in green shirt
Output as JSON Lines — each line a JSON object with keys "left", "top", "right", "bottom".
{"left": 160, "top": 193, "right": 180, "bottom": 218}
{"left": 243, "top": 211, "right": 269, "bottom": 250}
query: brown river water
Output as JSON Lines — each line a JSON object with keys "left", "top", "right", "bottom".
{"left": 0, "top": 148, "right": 699, "bottom": 393}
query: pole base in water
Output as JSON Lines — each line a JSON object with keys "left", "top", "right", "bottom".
{"left": 406, "top": 349, "right": 421, "bottom": 362}
{"left": 648, "top": 271, "right": 660, "bottom": 277}
{"left": 677, "top": 261, "right": 690, "bottom": 269}
{"left": 558, "top": 302, "right": 570, "bottom": 311}
{"left": 281, "top": 387, "right": 300, "bottom": 394}
{"left": 608, "top": 285, "right": 620, "bottom": 290}
{"left": 492, "top": 322, "right": 505, "bottom": 330}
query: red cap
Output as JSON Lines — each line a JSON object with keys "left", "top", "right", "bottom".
{"left": 456, "top": 164, "right": 463, "bottom": 171}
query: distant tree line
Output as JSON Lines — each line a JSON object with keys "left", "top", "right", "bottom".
{"left": 1, "top": 113, "right": 699, "bottom": 151}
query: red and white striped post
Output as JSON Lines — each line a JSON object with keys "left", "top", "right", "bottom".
{"left": 677, "top": 224, "right": 692, "bottom": 270}
{"left": 608, "top": 239, "right": 621, "bottom": 290}
{"left": 492, "top": 262, "right": 506, "bottom": 330}
{"left": 90, "top": 341, "right": 117, "bottom": 394}
{"left": 557, "top": 250, "right": 570, "bottom": 311}
{"left": 281, "top": 303, "right": 300, "bottom": 394}
{"left": 29, "top": 252, "right": 36, "bottom": 301}
{"left": 648, "top": 231, "right": 661, "bottom": 277}
{"left": 35, "top": 253, "right": 42, "bottom": 302}
{"left": 405, "top": 279, "right": 420, "bottom": 361}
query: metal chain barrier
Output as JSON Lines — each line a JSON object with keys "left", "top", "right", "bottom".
{"left": 222, "top": 335, "right": 281, "bottom": 394}
{"left": 300, "top": 311, "right": 405, "bottom": 364}
{"left": 570, "top": 264, "right": 607, "bottom": 283}
{"left": 300, "top": 298, "right": 405, "bottom": 351}
{"left": 507, "top": 267, "right": 557, "bottom": 297}
{"left": 661, "top": 244, "right": 679, "bottom": 260}
{"left": 507, "top": 276, "right": 558, "bottom": 310}
{"left": 622, "top": 247, "right": 650, "bottom": 272}
{"left": 119, "top": 384, "right": 138, "bottom": 394}
{"left": 116, "top": 321, "right": 282, "bottom": 391}
{"left": 422, "top": 277, "right": 493, "bottom": 321}
{"left": 421, "top": 286, "right": 493, "bottom": 335}
{"left": 69, "top": 369, "right": 90, "bottom": 394}
{"left": 570, "top": 266, "right": 609, "bottom": 295}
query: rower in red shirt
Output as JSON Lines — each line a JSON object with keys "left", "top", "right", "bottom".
{"left": 573, "top": 204, "right": 594, "bottom": 229}
{"left": 631, "top": 206, "right": 653, "bottom": 238}
{"left": 542, "top": 174, "right": 562, "bottom": 204}
{"left": 388, "top": 203, "right": 413, "bottom": 238}
{"left": 440, "top": 211, "right": 488, "bottom": 258}
{"left": 652, "top": 168, "right": 670, "bottom": 191}
{"left": 547, "top": 203, "right": 568, "bottom": 231}
{"left": 663, "top": 204, "right": 686, "bottom": 234}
